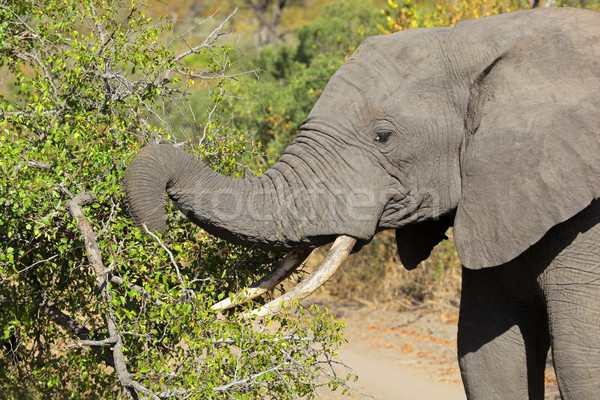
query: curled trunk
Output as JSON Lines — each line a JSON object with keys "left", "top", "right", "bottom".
{"left": 123, "top": 143, "right": 378, "bottom": 249}
{"left": 123, "top": 144, "right": 298, "bottom": 248}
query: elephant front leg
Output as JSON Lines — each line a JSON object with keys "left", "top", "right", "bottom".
{"left": 542, "top": 247, "right": 600, "bottom": 397}
{"left": 547, "top": 284, "right": 600, "bottom": 400}
{"left": 458, "top": 267, "right": 550, "bottom": 400}
{"left": 537, "top": 201, "right": 600, "bottom": 400}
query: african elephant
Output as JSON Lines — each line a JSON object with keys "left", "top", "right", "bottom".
{"left": 124, "top": 7, "right": 600, "bottom": 400}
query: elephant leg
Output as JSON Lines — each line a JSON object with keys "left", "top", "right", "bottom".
{"left": 541, "top": 209, "right": 600, "bottom": 400}
{"left": 547, "top": 289, "right": 600, "bottom": 400}
{"left": 458, "top": 267, "right": 550, "bottom": 400}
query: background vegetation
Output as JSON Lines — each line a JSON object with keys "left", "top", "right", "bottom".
{"left": 2, "top": 0, "right": 599, "bottom": 398}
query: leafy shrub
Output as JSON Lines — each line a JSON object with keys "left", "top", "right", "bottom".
{"left": 0, "top": 1, "right": 348, "bottom": 398}
{"left": 379, "top": 0, "right": 528, "bottom": 33}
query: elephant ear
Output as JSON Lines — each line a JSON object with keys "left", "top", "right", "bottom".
{"left": 453, "top": 9, "right": 600, "bottom": 269}
{"left": 396, "top": 217, "right": 453, "bottom": 270}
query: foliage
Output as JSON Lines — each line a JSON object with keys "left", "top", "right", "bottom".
{"left": 237, "top": 0, "right": 306, "bottom": 48}
{"left": 378, "top": 0, "right": 528, "bottom": 33}
{"left": 0, "top": 1, "right": 349, "bottom": 398}
{"left": 228, "top": 0, "right": 387, "bottom": 164}
{"left": 379, "top": 0, "right": 600, "bottom": 34}
{"left": 554, "top": 0, "right": 600, "bottom": 10}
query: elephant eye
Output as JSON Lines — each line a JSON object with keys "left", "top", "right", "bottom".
{"left": 374, "top": 131, "right": 393, "bottom": 144}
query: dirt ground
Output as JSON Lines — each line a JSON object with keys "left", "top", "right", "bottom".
{"left": 307, "top": 297, "right": 561, "bottom": 400}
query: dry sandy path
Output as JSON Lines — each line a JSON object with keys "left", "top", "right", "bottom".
{"left": 324, "top": 336, "right": 466, "bottom": 400}
{"left": 308, "top": 298, "right": 560, "bottom": 400}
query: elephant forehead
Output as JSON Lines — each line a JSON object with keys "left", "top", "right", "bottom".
{"left": 313, "top": 70, "right": 382, "bottom": 116}
{"left": 306, "top": 64, "right": 446, "bottom": 135}
{"left": 308, "top": 65, "right": 401, "bottom": 123}
{"left": 308, "top": 31, "right": 448, "bottom": 124}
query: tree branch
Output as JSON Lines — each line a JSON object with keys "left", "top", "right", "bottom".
{"left": 172, "top": 8, "right": 237, "bottom": 63}
{"left": 213, "top": 362, "right": 292, "bottom": 392}
{"left": 38, "top": 300, "right": 116, "bottom": 367}
{"left": 65, "top": 191, "right": 158, "bottom": 399}
{"left": 65, "top": 192, "right": 108, "bottom": 280}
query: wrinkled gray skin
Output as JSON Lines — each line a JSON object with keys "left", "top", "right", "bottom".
{"left": 124, "top": 8, "right": 600, "bottom": 399}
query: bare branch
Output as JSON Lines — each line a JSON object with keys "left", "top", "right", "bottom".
{"left": 179, "top": 68, "right": 262, "bottom": 80}
{"left": 213, "top": 362, "right": 293, "bottom": 392}
{"left": 172, "top": 8, "right": 237, "bottom": 63}
{"left": 65, "top": 192, "right": 108, "bottom": 280}
{"left": 27, "top": 160, "right": 52, "bottom": 169}
{"left": 88, "top": 0, "right": 107, "bottom": 44}
{"left": 68, "top": 337, "right": 116, "bottom": 348}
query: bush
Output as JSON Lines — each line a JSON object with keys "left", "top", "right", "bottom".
{"left": 228, "top": 0, "right": 387, "bottom": 164}
{"left": 378, "top": 0, "right": 527, "bottom": 33}
{"left": 0, "top": 1, "right": 348, "bottom": 398}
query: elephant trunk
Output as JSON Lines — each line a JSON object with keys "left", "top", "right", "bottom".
{"left": 123, "top": 143, "right": 348, "bottom": 249}
{"left": 123, "top": 144, "right": 185, "bottom": 235}
{"left": 125, "top": 144, "right": 279, "bottom": 247}
{"left": 123, "top": 144, "right": 361, "bottom": 315}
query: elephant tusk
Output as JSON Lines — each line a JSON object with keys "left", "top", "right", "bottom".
{"left": 210, "top": 248, "right": 313, "bottom": 312}
{"left": 245, "top": 235, "right": 356, "bottom": 318}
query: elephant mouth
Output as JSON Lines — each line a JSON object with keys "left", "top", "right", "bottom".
{"left": 211, "top": 235, "right": 357, "bottom": 316}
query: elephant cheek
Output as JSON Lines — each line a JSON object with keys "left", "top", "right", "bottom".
{"left": 335, "top": 187, "right": 387, "bottom": 240}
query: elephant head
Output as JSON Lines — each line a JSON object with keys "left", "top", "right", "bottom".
{"left": 124, "top": 8, "right": 600, "bottom": 314}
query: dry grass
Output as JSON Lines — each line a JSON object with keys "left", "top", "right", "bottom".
{"left": 313, "top": 230, "right": 462, "bottom": 311}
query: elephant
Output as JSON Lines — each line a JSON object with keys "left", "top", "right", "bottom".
{"left": 124, "top": 7, "right": 600, "bottom": 400}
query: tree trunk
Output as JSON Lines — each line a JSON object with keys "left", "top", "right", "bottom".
{"left": 246, "top": 0, "right": 287, "bottom": 48}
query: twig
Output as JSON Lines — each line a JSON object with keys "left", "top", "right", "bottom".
{"left": 27, "top": 159, "right": 52, "bottom": 169}
{"left": 69, "top": 337, "right": 117, "bottom": 348}
{"left": 88, "top": 0, "right": 107, "bottom": 44}
{"left": 213, "top": 362, "right": 292, "bottom": 392}
{"left": 1, "top": 254, "right": 58, "bottom": 283}
{"left": 172, "top": 8, "right": 237, "bottom": 63}
{"left": 143, "top": 224, "right": 187, "bottom": 295}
